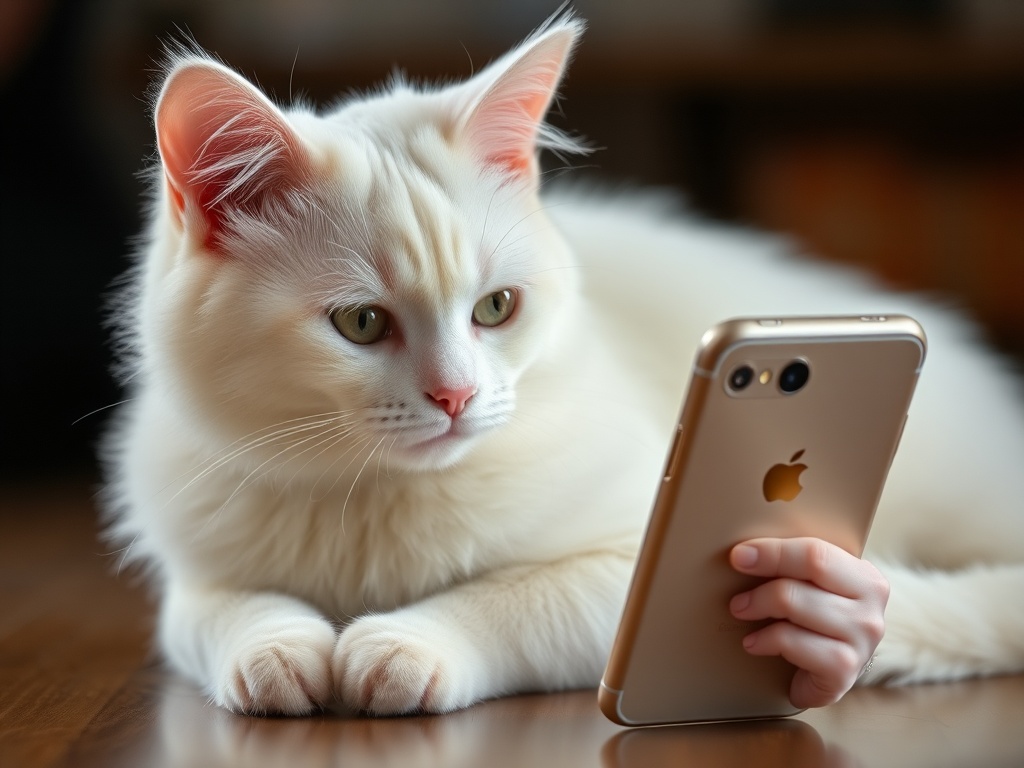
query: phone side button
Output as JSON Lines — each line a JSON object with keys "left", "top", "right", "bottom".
{"left": 663, "top": 427, "right": 684, "bottom": 482}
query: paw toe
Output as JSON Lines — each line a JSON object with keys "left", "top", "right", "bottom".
{"left": 334, "top": 626, "right": 467, "bottom": 715}
{"left": 219, "top": 621, "right": 336, "bottom": 715}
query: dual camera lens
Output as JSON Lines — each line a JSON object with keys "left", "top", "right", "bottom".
{"left": 778, "top": 361, "right": 810, "bottom": 393}
{"left": 728, "top": 360, "right": 809, "bottom": 394}
{"left": 728, "top": 365, "right": 755, "bottom": 391}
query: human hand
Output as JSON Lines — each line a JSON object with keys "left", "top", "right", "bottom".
{"left": 728, "top": 537, "right": 889, "bottom": 708}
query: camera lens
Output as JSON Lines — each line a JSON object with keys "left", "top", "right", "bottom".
{"left": 779, "top": 361, "right": 810, "bottom": 393}
{"left": 728, "top": 365, "right": 754, "bottom": 391}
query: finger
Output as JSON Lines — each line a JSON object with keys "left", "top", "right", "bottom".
{"left": 730, "top": 538, "right": 888, "bottom": 601}
{"left": 791, "top": 668, "right": 855, "bottom": 710}
{"left": 730, "top": 577, "right": 876, "bottom": 644}
{"left": 742, "top": 621, "right": 863, "bottom": 708}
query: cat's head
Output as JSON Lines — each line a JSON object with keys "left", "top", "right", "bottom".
{"left": 137, "top": 16, "right": 586, "bottom": 476}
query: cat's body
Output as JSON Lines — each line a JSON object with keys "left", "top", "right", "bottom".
{"left": 105, "top": 17, "right": 1024, "bottom": 715}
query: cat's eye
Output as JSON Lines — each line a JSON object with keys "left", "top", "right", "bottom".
{"left": 472, "top": 289, "right": 517, "bottom": 328}
{"left": 331, "top": 306, "right": 390, "bottom": 345}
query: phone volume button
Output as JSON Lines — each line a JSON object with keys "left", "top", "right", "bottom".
{"left": 663, "top": 427, "right": 684, "bottom": 481}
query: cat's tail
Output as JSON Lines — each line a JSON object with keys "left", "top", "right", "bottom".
{"left": 865, "top": 561, "right": 1024, "bottom": 685}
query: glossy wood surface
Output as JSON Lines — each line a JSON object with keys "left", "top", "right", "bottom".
{"left": 2, "top": 483, "right": 1022, "bottom": 768}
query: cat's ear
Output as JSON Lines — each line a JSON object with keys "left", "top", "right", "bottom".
{"left": 459, "top": 18, "right": 585, "bottom": 181}
{"left": 155, "top": 58, "right": 310, "bottom": 253}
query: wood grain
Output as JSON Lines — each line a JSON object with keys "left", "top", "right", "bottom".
{"left": 2, "top": 483, "right": 1022, "bottom": 768}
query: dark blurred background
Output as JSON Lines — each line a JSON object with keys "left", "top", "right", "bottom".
{"left": 2, "top": 0, "right": 1022, "bottom": 482}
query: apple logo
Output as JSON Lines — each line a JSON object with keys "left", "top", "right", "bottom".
{"left": 763, "top": 450, "right": 808, "bottom": 502}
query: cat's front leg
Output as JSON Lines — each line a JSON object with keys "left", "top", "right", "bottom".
{"left": 160, "top": 583, "right": 337, "bottom": 715}
{"left": 333, "top": 550, "right": 635, "bottom": 715}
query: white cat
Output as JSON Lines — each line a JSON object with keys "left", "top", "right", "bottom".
{"left": 105, "top": 15, "right": 1024, "bottom": 716}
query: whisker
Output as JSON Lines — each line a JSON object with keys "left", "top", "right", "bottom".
{"left": 309, "top": 434, "right": 376, "bottom": 504}
{"left": 265, "top": 418, "right": 359, "bottom": 481}
{"left": 72, "top": 398, "right": 136, "bottom": 426}
{"left": 165, "top": 413, "right": 353, "bottom": 509}
{"left": 377, "top": 436, "right": 399, "bottom": 491}
{"left": 187, "top": 417, "right": 359, "bottom": 540}
{"left": 113, "top": 532, "right": 143, "bottom": 576}
{"left": 341, "top": 435, "right": 388, "bottom": 533}
{"left": 385, "top": 436, "right": 397, "bottom": 479}
{"left": 488, "top": 205, "right": 548, "bottom": 264}
{"left": 478, "top": 183, "right": 502, "bottom": 258}
{"left": 274, "top": 419, "right": 366, "bottom": 490}
{"left": 158, "top": 409, "right": 354, "bottom": 490}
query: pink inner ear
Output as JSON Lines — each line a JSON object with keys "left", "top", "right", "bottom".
{"left": 156, "top": 62, "right": 306, "bottom": 253}
{"left": 165, "top": 175, "right": 186, "bottom": 216}
{"left": 488, "top": 91, "right": 552, "bottom": 175}
{"left": 464, "top": 29, "right": 575, "bottom": 179}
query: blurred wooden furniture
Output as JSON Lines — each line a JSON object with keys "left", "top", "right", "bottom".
{"left": 89, "top": 3, "right": 1024, "bottom": 355}
{"left": 2, "top": 483, "right": 1023, "bottom": 768}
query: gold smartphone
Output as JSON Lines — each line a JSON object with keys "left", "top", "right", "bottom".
{"left": 599, "top": 315, "right": 926, "bottom": 727}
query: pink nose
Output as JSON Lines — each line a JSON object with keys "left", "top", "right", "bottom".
{"left": 427, "top": 386, "right": 476, "bottom": 418}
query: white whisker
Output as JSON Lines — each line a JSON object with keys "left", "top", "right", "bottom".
{"left": 341, "top": 435, "right": 389, "bottom": 534}
{"left": 309, "top": 434, "right": 377, "bottom": 504}
{"left": 164, "top": 411, "right": 354, "bottom": 510}
{"left": 173, "top": 412, "right": 361, "bottom": 542}
{"left": 112, "top": 532, "right": 143, "bottom": 576}
{"left": 275, "top": 419, "right": 365, "bottom": 490}
{"left": 478, "top": 184, "right": 502, "bottom": 257}
{"left": 73, "top": 398, "right": 136, "bottom": 426}
{"left": 377, "top": 436, "right": 399, "bottom": 491}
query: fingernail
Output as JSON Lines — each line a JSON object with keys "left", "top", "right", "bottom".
{"left": 730, "top": 592, "right": 751, "bottom": 614}
{"left": 733, "top": 544, "right": 758, "bottom": 569}
{"left": 743, "top": 633, "right": 757, "bottom": 650}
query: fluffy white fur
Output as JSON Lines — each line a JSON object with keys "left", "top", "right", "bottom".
{"left": 105, "top": 16, "right": 1024, "bottom": 715}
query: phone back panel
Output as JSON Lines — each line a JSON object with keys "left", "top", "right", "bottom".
{"left": 600, "top": 316, "right": 925, "bottom": 726}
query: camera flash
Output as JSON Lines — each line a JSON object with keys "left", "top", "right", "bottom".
{"left": 759, "top": 370, "right": 772, "bottom": 385}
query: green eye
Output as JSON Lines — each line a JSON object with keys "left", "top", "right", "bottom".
{"left": 330, "top": 306, "right": 390, "bottom": 345}
{"left": 473, "top": 289, "right": 517, "bottom": 328}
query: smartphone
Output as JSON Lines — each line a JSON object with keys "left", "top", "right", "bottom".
{"left": 599, "top": 315, "right": 926, "bottom": 727}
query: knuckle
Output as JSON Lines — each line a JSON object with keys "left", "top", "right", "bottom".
{"left": 834, "top": 645, "right": 862, "bottom": 680}
{"left": 805, "top": 539, "right": 832, "bottom": 581}
{"left": 872, "top": 570, "right": 892, "bottom": 604}
{"left": 859, "top": 560, "right": 890, "bottom": 599}
{"left": 751, "top": 621, "right": 783, "bottom": 654}
{"left": 768, "top": 538, "right": 785, "bottom": 567}
{"left": 768, "top": 620, "right": 797, "bottom": 653}
{"left": 862, "top": 613, "right": 886, "bottom": 646}
{"left": 777, "top": 579, "right": 801, "bottom": 615}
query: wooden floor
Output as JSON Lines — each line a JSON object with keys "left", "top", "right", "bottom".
{"left": 2, "top": 482, "right": 1023, "bottom": 768}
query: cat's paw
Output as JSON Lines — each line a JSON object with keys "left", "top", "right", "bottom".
{"left": 214, "top": 615, "right": 337, "bottom": 715}
{"left": 333, "top": 613, "right": 482, "bottom": 715}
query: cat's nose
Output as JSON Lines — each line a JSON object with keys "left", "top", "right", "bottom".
{"left": 426, "top": 386, "right": 476, "bottom": 418}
